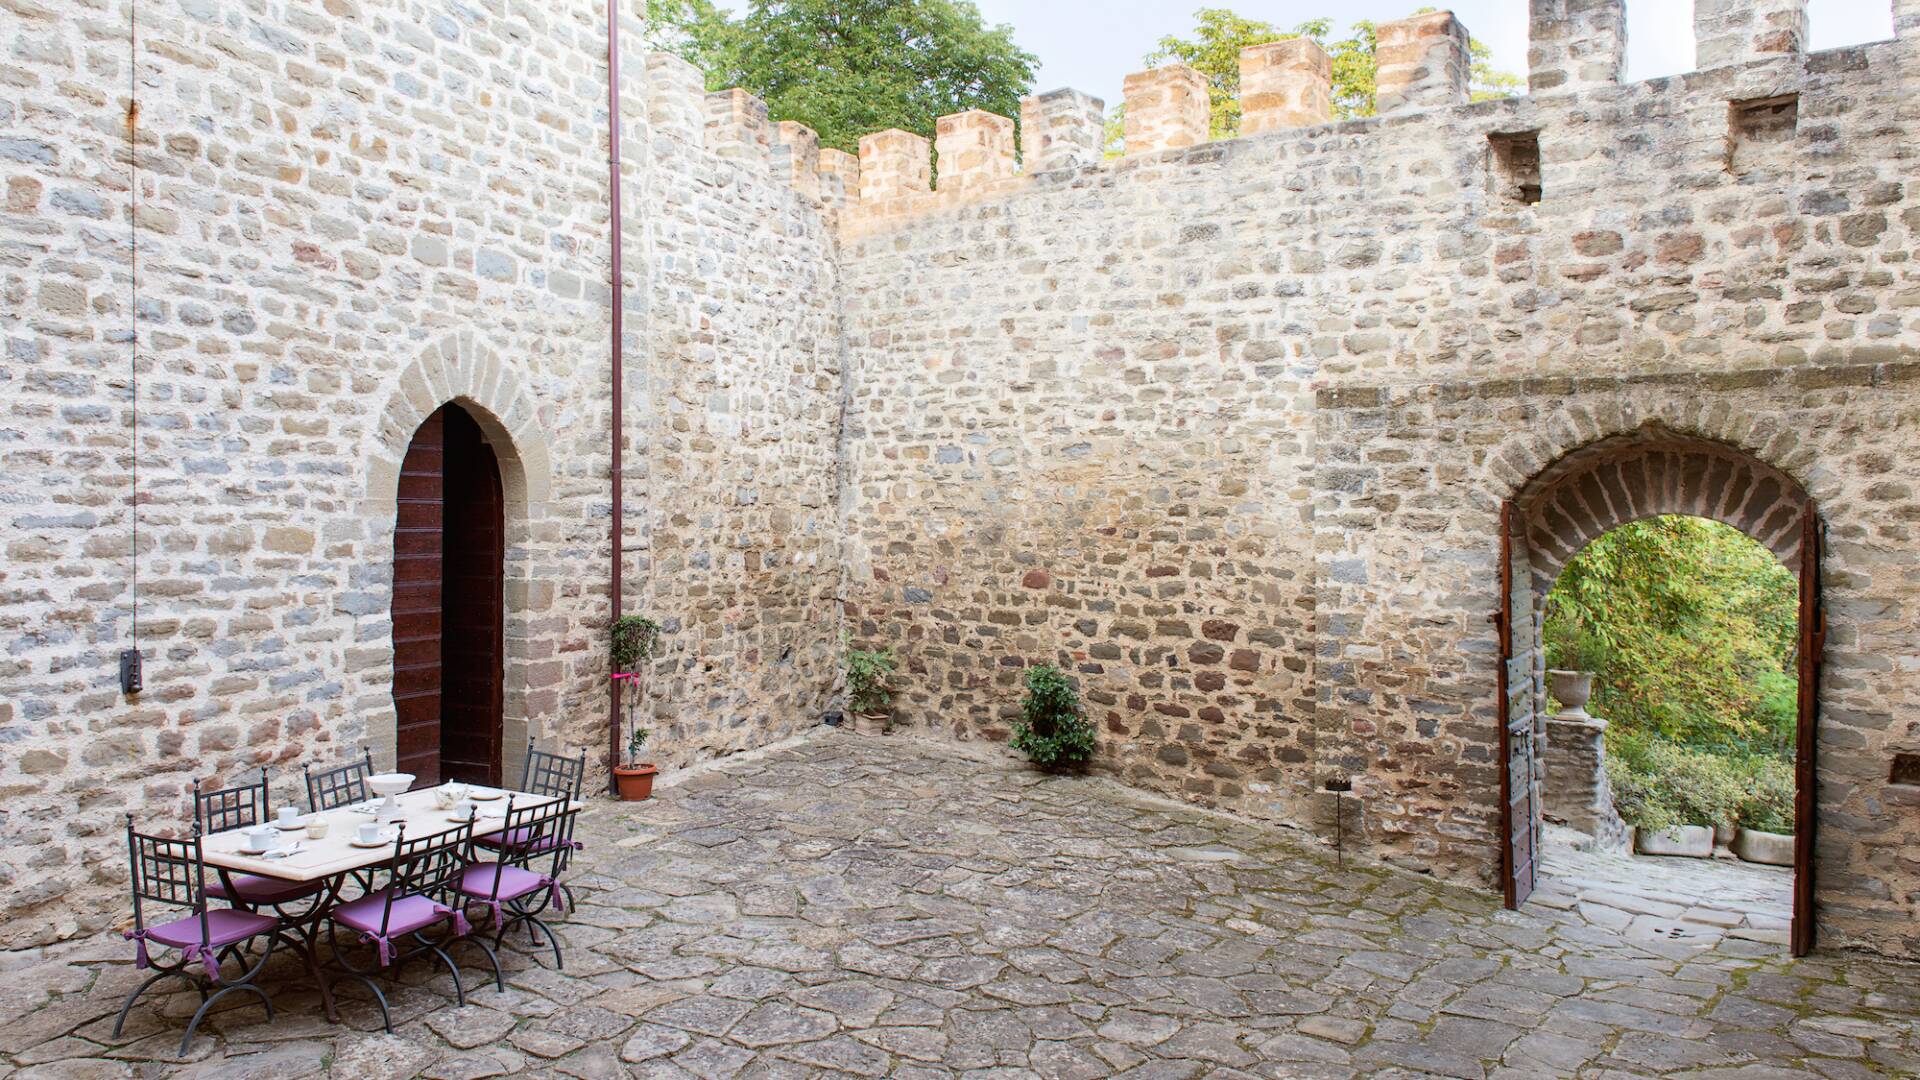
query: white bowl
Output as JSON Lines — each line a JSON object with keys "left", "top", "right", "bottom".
{"left": 367, "top": 772, "right": 415, "bottom": 798}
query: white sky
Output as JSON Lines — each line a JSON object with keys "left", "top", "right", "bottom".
{"left": 714, "top": 1, "right": 1898, "bottom": 111}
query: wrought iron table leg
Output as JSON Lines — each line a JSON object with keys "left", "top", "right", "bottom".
{"left": 299, "top": 875, "right": 346, "bottom": 1022}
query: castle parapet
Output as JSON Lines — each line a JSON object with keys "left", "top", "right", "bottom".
{"left": 818, "top": 148, "right": 859, "bottom": 215}
{"left": 1375, "top": 10, "right": 1470, "bottom": 114}
{"left": 773, "top": 121, "right": 821, "bottom": 202}
{"left": 1020, "top": 88, "right": 1105, "bottom": 173}
{"left": 1901, "top": 0, "right": 1920, "bottom": 37}
{"left": 644, "top": 52, "right": 706, "bottom": 146}
{"left": 1122, "top": 63, "right": 1209, "bottom": 156}
{"left": 1695, "top": 0, "right": 1807, "bottom": 69}
{"left": 1239, "top": 39, "right": 1331, "bottom": 133}
{"left": 1527, "top": 0, "right": 1625, "bottom": 94}
{"left": 858, "top": 129, "right": 932, "bottom": 205}
{"left": 706, "top": 89, "right": 772, "bottom": 166}
{"left": 935, "top": 110, "right": 1016, "bottom": 192}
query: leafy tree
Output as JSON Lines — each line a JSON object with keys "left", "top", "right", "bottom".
{"left": 1122, "top": 7, "right": 1521, "bottom": 149}
{"left": 648, "top": 0, "right": 1037, "bottom": 155}
{"left": 1545, "top": 515, "right": 1800, "bottom": 758}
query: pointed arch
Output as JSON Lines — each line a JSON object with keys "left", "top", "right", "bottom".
{"left": 357, "top": 335, "right": 556, "bottom": 785}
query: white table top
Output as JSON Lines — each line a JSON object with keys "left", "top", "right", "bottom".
{"left": 202, "top": 784, "right": 570, "bottom": 884}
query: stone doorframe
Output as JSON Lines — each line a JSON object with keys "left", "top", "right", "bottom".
{"left": 361, "top": 334, "right": 554, "bottom": 786}
{"left": 1488, "top": 411, "right": 1822, "bottom": 929}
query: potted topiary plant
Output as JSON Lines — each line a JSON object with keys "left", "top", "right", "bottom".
{"left": 1010, "top": 663, "right": 1095, "bottom": 771}
{"left": 844, "top": 634, "right": 897, "bottom": 736}
{"left": 611, "top": 614, "right": 661, "bottom": 801}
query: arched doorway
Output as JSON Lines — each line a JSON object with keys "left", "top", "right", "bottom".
{"left": 392, "top": 403, "right": 506, "bottom": 786}
{"left": 1496, "top": 424, "right": 1822, "bottom": 954}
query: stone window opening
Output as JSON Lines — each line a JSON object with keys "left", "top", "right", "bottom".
{"left": 1502, "top": 425, "right": 1817, "bottom": 952}
{"left": 1727, "top": 94, "right": 1798, "bottom": 174}
{"left": 1488, "top": 130, "right": 1542, "bottom": 206}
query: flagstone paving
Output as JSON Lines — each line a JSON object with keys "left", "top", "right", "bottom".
{"left": 3, "top": 732, "right": 1917, "bottom": 1079}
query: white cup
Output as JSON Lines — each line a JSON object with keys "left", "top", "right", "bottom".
{"left": 244, "top": 825, "right": 275, "bottom": 851}
{"left": 277, "top": 806, "right": 299, "bottom": 825}
{"left": 453, "top": 800, "right": 475, "bottom": 821}
{"left": 357, "top": 822, "right": 381, "bottom": 845}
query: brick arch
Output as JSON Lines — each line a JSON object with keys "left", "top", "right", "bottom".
{"left": 1515, "top": 424, "right": 1813, "bottom": 594}
{"left": 354, "top": 334, "right": 557, "bottom": 782}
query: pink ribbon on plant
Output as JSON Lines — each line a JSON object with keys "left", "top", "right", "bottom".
{"left": 609, "top": 673, "right": 638, "bottom": 682}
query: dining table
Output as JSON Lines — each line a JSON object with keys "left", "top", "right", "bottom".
{"left": 200, "top": 782, "right": 570, "bottom": 1022}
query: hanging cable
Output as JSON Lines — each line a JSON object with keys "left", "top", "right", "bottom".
{"left": 123, "top": 0, "right": 142, "bottom": 691}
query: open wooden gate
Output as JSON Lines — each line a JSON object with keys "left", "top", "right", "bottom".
{"left": 1495, "top": 500, "right": 1538, "bottom": 908}
{"left": 1792, "top": 506, "right": 1824, "bottom": 957}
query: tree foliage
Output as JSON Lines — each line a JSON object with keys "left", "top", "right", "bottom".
{"left": 645, "top": 0, "right": 1037, "bottom": 154}
{"left": 1127, "top": 7, "right": 1520, "bottom": 146}
{"left": 1546, "top": 515, "right": 1799, "bottom": 757}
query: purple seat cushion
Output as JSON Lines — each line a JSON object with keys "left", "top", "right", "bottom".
{"left": 331, "top": 889, "right": 460, "bottom": 938}
{"left": 455, "top": 862, "right": 547, "bottom": 903}
{"left": 474, "top": 827, "right": 564, "bottom": 855}
{"left": 208, "top": 873, "right": 322, "bottom": 906}
{"left": 145, "top": 908, "right": 277, "bottom": 950}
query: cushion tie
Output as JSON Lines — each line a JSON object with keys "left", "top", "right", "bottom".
{"left": 546, "top": 877, "right": 567, "bottom": 912}
{"left": 127, "top": 928, "right": 221, "bottom": 982}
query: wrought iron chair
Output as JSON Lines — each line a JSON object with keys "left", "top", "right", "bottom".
{"left": 113, "top": 817, "right": 294, "bottom": 1054}
{"left": 456, "top": 797, "right": 579, "bottom": 970}
{"left": 323, "top": 822, "right": 485, "bottom": 1031}
{"left": 476, "top": 742, "right": 585, "bottom": 906}
{"left": 193, "top": 770, "right": 324, "bottom": 911}
{"left": 303, "top": 747, "right": 374, "bottom": 813}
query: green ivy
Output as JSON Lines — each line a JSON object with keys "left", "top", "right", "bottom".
{"left": 1010, "top": 663, "right": 1095, "bottom": 770}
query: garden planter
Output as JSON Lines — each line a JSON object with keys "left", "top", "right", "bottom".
{"left": 614, "top": 763, "right": 657, "bottom": 801}
{"left": 852, "top": 711, "right": 890, "bottom": 736}
{"left": 1547, "top": 669, "right": 1594, "bottom": 712}
{"left": 1635, "top": 824, "right": 1714, "bottom": 857}
{"left": 1732, "top": 827, "right": 1795, "bottom": 866}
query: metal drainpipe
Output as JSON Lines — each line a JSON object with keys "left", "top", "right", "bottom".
{"left": 606, "top": 0, "right": 624, "bottom": 796}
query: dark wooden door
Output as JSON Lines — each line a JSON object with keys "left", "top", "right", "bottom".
{"left": 1792, "top": 506, "right": 1824, "bottom": 956}
{"left": 1496, "top": 500, "right": 1538, "bottom": 908}
{"left": 390, "top": 404, "right": 504, "bottom": 787}
{"left": 393, "top": 410, "right": 445, "bottom": 783}
{"left": 439, "top": 405, "right": 505, "bottom": 786}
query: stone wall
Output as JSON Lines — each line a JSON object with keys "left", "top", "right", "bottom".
{"left": 0, "top": 0, "right": 842, "bottom": 946}
{"left": 836, "top": 7, "right": 1920, "bottom": 955}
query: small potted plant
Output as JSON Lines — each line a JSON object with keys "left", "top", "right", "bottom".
{"left": 611, "top": 614, "right": 661, "bottom": 801}
{"left": 1010, "top": 663, "right": 1095, "bottom": 771}
{"left": 844, "top": 634, "right": 897, "bottom": 736}
{"left": 1546, "top": 623, "right": 1609, "bottom": 713}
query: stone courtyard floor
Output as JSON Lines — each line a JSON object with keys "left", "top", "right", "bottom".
{"left": 1536, "top": 824, "right": 1793, "bottom": 953}
{"left": 4, "top": 733, "right": 1918, "bottom": 1079}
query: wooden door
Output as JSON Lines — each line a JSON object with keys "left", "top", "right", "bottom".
{"left": 1496, "top": 500, "right": 1538, "bottom": 908}
{"left": 438, "top": 405, "right": 505, "bottom": 786}
{"left": 1792, "top": 506, "right": 1824, "bottom": 956}
{"left": 392, "top": 410, "right": 446, "bottom": 783}
{"left": 390, "top": 405, "right": 505, "bottom": 787}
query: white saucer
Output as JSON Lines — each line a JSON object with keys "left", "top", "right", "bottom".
{"left": 272, "top": 819, "right": 306, "bottom": 831}
{"left": 350, "top": 833, "right": 393, "bottom": 849}
{"left": 238, "top": 843, "right": 292, "bottom": 856}
{"left": 469, "top": 788, "right": 504, "bottom": 801}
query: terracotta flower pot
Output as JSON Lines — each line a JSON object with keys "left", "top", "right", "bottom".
{"left": 614, "top": 763, "right": 657, "bottom": 801}
{"left": 853, "top": 711, "right": 890, "bottom": 736}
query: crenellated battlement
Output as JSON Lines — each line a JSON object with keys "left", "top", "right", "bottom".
{"left": 643, "top": 1, "right": 1919, "bottom": 236}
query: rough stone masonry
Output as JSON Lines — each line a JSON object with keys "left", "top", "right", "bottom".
{"left": 3, "top": 0, "right": 1920, "bottom": 963}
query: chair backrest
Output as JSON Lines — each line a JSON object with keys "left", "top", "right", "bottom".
{"left": 304, "top": 748, "right": 373, "bottom": 812}
{"left": 125, "top": 815, "right": 209, "bottom": 944}
{"left": 194, "top": 768, "right": 269, "bottom": 833}
{"left": 520, "top": 740, "right": 586, "bottom": 801}
{"left": 499, "top": 795, "right": 579, "bottom": 879}
{"left": 371, "top": 822, "right": 469, "bottom": 938}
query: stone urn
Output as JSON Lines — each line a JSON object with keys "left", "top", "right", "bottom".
{"left": 1547, "top": 669, "right": 1594, "bottom": 714}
